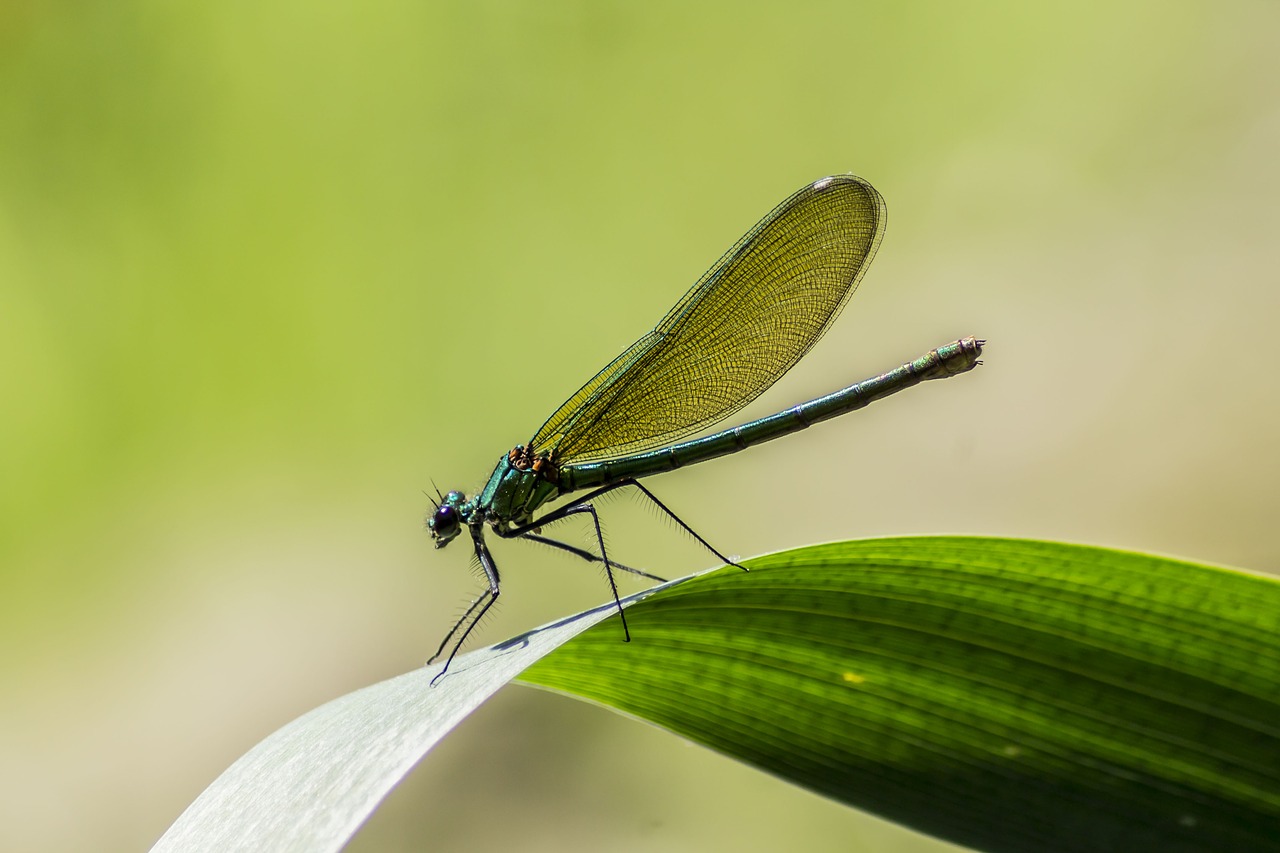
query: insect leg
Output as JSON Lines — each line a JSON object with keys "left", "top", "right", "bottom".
{"left": 429, "top": 527, "right": 501, "bottom": 685}
{"left": 555, "top": 502, "right": 631, "bottom": 643}
{"left": 615, "top": 478, "right": 747, "bottom": 572}
{"left": 509, "top": 479, "right": 745, "bottom": 572}
{"left": 518, "top": 532, "right": 667, "bottom": 582}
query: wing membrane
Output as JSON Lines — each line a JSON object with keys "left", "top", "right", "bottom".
{"left": 532, "top": 175, "right": 885, "bottom": 464}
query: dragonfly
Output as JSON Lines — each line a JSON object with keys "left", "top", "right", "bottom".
{"left": 426, "top": 174, "right": 983, "bottom": 681}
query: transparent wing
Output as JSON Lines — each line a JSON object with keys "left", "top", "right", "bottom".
{"left": 532, "top": 174, "right": 885, "bottom": 464}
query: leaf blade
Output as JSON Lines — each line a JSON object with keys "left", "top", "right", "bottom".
{"left": 518, "top": 537, "right": 1280, "bottom": 853}
{"left": 149, "top": 595, "right": 652, "bottom": 853}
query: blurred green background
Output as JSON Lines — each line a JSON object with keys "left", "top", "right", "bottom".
{"left": 3, "top": 2, "right": 1277, "bottom": 851}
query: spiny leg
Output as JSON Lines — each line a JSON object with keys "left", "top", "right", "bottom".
{"left": 609, "top": 478, "right": 748, "bottom": 572}
{"left": 519, "top": 532, "right": 668, "bottom": 583}
{"left": 497, "top": 479, "right": 740, "bottom": 650}
{"left": 429, "top": 527, "right": 501, "bottom": 685}
{"left": 509, "top": 479, "right": 745, "bottom": 572}
{"left": 557, "top": 502, "right": 631, "bottom": 642}
{"left": 427, "top": 591, "right": 488, "bottom": 663}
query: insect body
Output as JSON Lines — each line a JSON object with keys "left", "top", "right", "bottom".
{"left": 426, "top": 175, "right": 983, "bottom": 681}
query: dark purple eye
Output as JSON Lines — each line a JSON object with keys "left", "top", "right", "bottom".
{"left": 430, "top": 505, "right": 459, "bottom": 539}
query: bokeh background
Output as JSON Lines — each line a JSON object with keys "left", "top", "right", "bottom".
{"left": 3, "top": 2, "right": 1278, "bottom": 851}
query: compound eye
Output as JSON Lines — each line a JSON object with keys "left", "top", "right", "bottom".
{"left": 430, "top": 504, "right": 460, "bottom": 539}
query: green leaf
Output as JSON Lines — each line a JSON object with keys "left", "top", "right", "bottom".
{"left": 520, "top": 537, "right": 1280, "bottom": 852}
{"left": 153, "top": 537, "right": 1280, "bottom": 852}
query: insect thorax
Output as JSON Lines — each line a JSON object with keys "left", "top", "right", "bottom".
{"left": 478, "top": 445, "right": 563, "bottom": 529}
